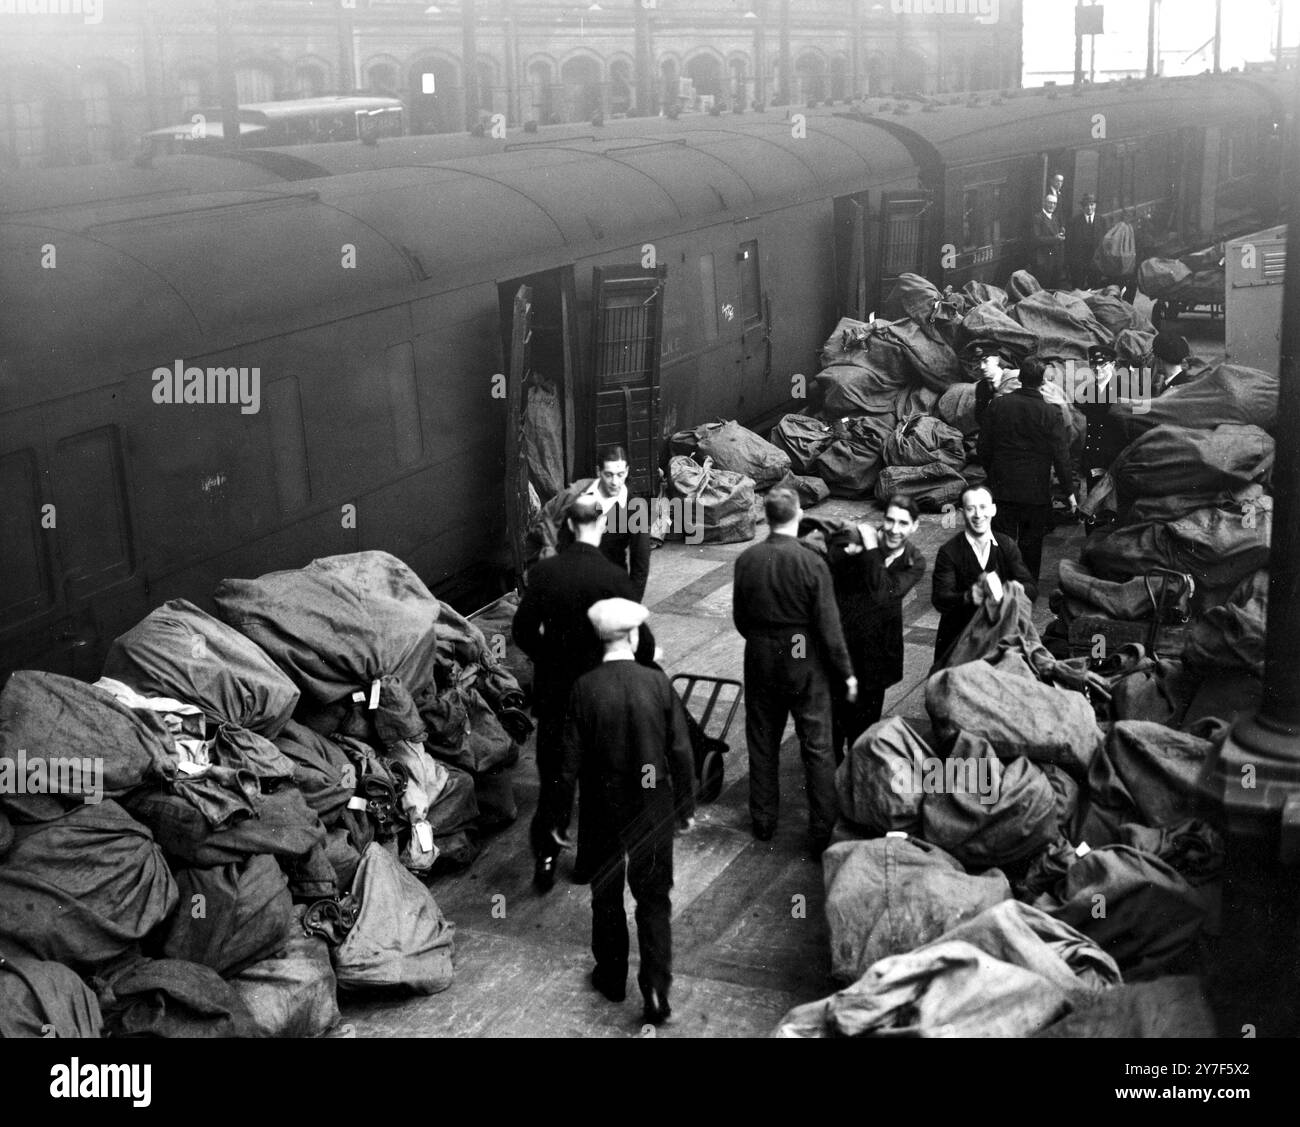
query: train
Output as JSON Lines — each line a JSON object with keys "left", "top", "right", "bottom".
{"left": 0, "top": 70, "right": 1290, "bottom": 681}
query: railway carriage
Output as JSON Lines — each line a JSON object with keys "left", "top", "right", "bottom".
{"left": 0, "top": 73, "right": 1285, "bottom": 680}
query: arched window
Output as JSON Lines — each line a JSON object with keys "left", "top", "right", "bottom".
{"left": 527, "top": 60, "right": 554, "bottom": 123}
{"left": 795, "top": 52, "right": 827, "bottom": 103}
{"left": 609, "top": 60, "right": 632, "bottom": 115}
{"left": 176, "top": 69, "right": 212, "bottom": 115}
{"left": 729, "top": 57, "right": 747, "bottom": 104}
{"left": 475, "top": 59, "right": 497, "bottom": 116}
{"left": 660, "top": 58, "right": 679, "bottom": 113}
{"left": 367, "top": 63, "right": 399, "bottom": 96}
{"left": 0, "top": 68, "right": 60, "bottom": 169}
{"left": 295, "top": 63, "right": 328, "bottom": 99}
{"left": 560, "top": 55, "right": 602, "bottom": 121}
{"left": 80, "top": 71, "right": 122, "bottom": 163}
{"left": 830, "top": 55, "right": 848, "bottom": 101}
{"left": 684, "top": 54, "right": 723, "bottom": 102}
{"left": 236, "top": 63, "right": 278, "bottom": 104}
{"left": 409, "top": 57, "right": 460, "bottom": 133}
{"left": 894, "top": 49, "right": 926, "bottom": 94}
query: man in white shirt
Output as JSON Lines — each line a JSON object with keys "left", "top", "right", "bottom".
{"left": 930, "top": 485, "right": 1038, "bottom": 663}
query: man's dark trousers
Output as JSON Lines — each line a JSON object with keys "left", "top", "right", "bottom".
{"left": 529, "top": 701, "right": 569, "bottom": 860}
{"left": 992, "top": 501, "right": 1051, "bottom": 584}
{"left": 744, "top": 630, "right": 837, "bottom": 839}
{"left": 588, "top": 802, "right": 674, "bottom": 997}
{"left": 832, "top": 687, "right": 887, "bottom": 765}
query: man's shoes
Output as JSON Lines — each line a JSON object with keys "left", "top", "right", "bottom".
{"left": 534, "top": 855, "right": 557, "bottom": 893}
{"left": 591, "top": 966, "right": 627, "bottom": 1003}
{"left": 752, "top": 822, "right": 775, "bottom": 843}
{"left": 641, "top": 987, "right": 671, "bottom": 1025}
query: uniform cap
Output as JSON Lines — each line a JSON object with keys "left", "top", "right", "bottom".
{"left": 1088, "top": 344, "right": 1117, "bottom": 364}
{"left": 1152, "top": 331, "right": 1191, "bottom": 363}
{"left": 588, "top": 598, "right": 649, "bottom": 641}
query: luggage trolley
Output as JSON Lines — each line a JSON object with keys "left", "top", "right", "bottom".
{"left": 670, "top": 674, "right": 743, "bottom": 804}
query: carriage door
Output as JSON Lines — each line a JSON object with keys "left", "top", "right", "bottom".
{"left": 586, "top": 264, "right": 667, "bottom": 501}
{"left": 834, "top": 191, "right": 873, "bottom": 320}
{"left": 878, "top": 191, "right": 931, "bottom": 308}
{"left": 502, "top": 284, "right": 533, "bottom": 580}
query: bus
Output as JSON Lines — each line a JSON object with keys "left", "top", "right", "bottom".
{"left": 145, "top": 95, "right": 405, "bottom": 154}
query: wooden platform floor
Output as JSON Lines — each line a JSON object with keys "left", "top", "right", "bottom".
{"left": 340, "top": 503, "right": 1085, "bottom": 1038}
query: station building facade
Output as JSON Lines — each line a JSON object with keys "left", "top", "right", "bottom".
{"left": 1, "top": 0, "right": 1022, "bottom": 169}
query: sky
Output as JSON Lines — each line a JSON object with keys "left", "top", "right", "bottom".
{"left": 1022, "top": 0, "right": 1298, "bottom": 82}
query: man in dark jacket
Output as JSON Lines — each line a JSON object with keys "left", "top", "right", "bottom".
{"left": 513, "top": 496, "right": 654, "bottom": 891}
{"left": 1030, "top": 194, "right": 1065, "bottom": 288}
{"left": 552, "top": 597, "right": 695, "bottom": 1026}
{"left": 733, "top": 487, "right": 856, "bottom": 853}
{"left": 1065, "top": 193, "right": 1104, "bottom": 289}
{"left": 827, "top": 496, "right": 927, "bottom": 762}
{"left": 931, "top": 484, "right": 1038, "bottom": 663}
{"left": 976, "top": 355, "right": 1077, "bottom": 583}
{"left": 528, "top": 445, "right": 653, "bottom": 601}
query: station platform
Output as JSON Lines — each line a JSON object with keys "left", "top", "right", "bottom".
{"left": 339, "top": 506, "right": 1085, "bottom": 1038}
{"left": 339, "top": 294, "right": 1243, "bottom": 1038}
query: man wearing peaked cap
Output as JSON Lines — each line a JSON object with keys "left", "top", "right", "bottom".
{"left": 587, "top": 597, "right": 648, "bottom": 640}
{"left": 1081, "top": 344, "right": 1120, "bottom": 479}
{"left": 1152, "top": 330, "right": 1196, "bottom": 395}
{"left": 962, "top": 339, "right": 1017, "bottom": 426}
{"left": 550, "top": 597, "right": 695, "bottom": 1026}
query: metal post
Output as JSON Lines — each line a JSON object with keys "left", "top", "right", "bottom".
{"left": 1210, "top": 53, "right": 1300, "bottom": 1038}
{"left": 337, "top": 0, "right": 356, "bottom": 94}
{"left": 215, "top": 0, "right": 241, "bottom": 151}
{"left": 778, "top": 0, "right": 791, "bottom": 105}
{"left": 1213, "top": 0, "right": 1223, "bottom": 74}
{"left": 850, "top": 0, "right": 863, "bottom": 99}
{"left": 504, "top": 0, "right": 521, "bottom": 125}
{"left": 635, "top": 0, "right": 654, "bottom": 115}
{"left": 753, "top": 0, "right": 767, "bottom": 107}
{"left": 1074, "top": 1, "right": 1085, "bottom": 88}
{"left": 1147, "top": 0, "right": 1157, "bottom": 79}
{"left": 463, "top": 0, "right": 480, "bottom": 129}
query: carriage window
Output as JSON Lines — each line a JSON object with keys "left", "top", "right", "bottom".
{"left": 0, "top": 450, "right": 51, "bottom": 618}
{"left": 738, "top": 240, "right": 761, "bottom": 324}
{"left": 699, "top": 253, "right": 719, "bottom": 341}
{"left": 266, "top": 377, "right": 311, "bottom": 513}
{"left": 54, "top": 426, "right": 132, "bottom": 593}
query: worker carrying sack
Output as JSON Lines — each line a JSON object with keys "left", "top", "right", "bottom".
{"left": 215, "top": 551, "right": 442, "bottom": 707}
{"left": 822, "top": 835, "right": 1011, "bottom": 985}
{"left": 334, "top": 843, "right": 455, "bottom": 994}
{"left": 1096, "top": 221, "right": 1136, "bottom": 278}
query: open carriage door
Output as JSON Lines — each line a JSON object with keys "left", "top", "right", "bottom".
{"left": 503, "top": 284, "right": 533, "bottom": 585}
{"left": 878, "top": 190, "right": 932, "bottom": 309}
{"left": 585, "top": 264, "right": 667, "bottom": 500}
{"left": 833, "top": 193, "right": 870, "bottom": 321}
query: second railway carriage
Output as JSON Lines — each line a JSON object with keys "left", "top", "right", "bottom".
{"left": 853, "top": 73, "right": 1286, "bottom": 294}
{"left": 0, "top": 72, "right": 1288, "bottom": 682}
